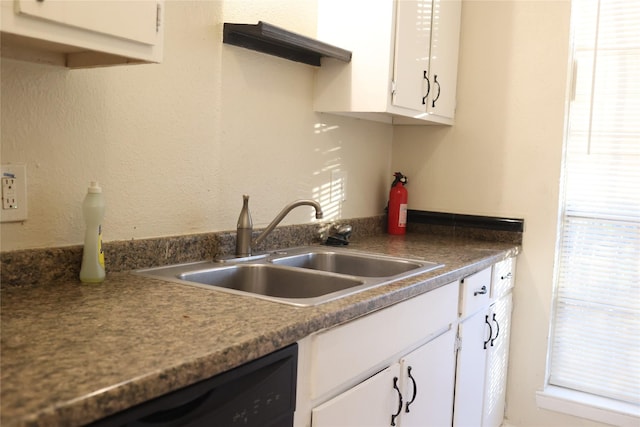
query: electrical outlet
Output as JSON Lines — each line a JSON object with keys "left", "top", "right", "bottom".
{"left": 1, "top": 164, "right": 27, "bottom": 223}
{"left": 2, "top": 177, "right": 17, "bottom": 209}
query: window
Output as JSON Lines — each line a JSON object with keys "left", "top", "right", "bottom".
{"left": 542, "top": 0, "right": 640, "bottom": 423}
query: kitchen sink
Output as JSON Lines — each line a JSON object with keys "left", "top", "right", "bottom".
{"left": 135, "top": 246, "right": 442, "bottom": 307}
{"left": 270, "top": 250, "right": 425, "bottom": 277}
{"left": 178, "top": 264, "right": 364, "bottom": 299}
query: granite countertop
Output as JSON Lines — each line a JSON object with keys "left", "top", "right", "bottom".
{"left": 1, "top": 232, "right": 520, "bottom": 427}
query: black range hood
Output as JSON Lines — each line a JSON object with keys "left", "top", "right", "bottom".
{"left": 223, "top": 21, "right": 352, "bottom": 66}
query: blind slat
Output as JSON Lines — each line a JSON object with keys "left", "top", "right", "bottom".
{"left": 549, "top": 0, "right": 640, "bottom": 407}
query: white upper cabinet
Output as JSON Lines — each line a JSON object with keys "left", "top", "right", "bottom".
{"left": 1, "top": 0, "right": 164, "bottom": 68}
{"left": 314, "top": 0, "right": 461, "bottom": 125}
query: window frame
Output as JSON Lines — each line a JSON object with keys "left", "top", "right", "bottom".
{"left": 538, "top": 0, "right": 640, "bottom": 424}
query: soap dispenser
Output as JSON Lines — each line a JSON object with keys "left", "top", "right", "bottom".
{"left": 80, "top": 181, "right": 106, "bottom": 283}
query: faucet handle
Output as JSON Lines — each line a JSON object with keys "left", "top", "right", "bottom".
{"left": 237, "top": 195, "right": 252, "bottom": 229}
{"left": 321, "top": 223, "right": 352, "bottom": 246}
{"left": 331, "top": 223, "right": 352, "bottom": 238}
{"left": 236, "top": 194, "right": 253, "bottom": 257}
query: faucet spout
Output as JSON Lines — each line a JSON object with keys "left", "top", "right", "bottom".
{"left": 235, "top": 196, "right": 323, "bottom": 257}
{"left": 253, "top": 199, "right": 324, "bottom": 249}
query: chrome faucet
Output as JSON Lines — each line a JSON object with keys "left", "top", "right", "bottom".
{"left": 236, "top": 195, "right": 324, "bottom": 257}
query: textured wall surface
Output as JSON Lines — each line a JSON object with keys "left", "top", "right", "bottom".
{"left": 0, "top": 0, "right": 393, "bottom": 251}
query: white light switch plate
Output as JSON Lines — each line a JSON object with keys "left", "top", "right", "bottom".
{"left": 1, "top": 164, "right": 28, "bottom": 223}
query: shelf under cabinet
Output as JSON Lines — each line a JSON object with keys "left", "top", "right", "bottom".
{"left": 223, "top": 21, "right": 352, "bottom": 66}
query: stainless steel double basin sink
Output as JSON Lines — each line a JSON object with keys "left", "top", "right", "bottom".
{"left": 135, "top": 247, "right": 443, "bottom": 307}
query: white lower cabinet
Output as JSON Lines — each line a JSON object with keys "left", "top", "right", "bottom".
{"left": 312, "top": 329, "right": 456, "bottom": 427}
{"left": 453, "top": 259, "right": 516, "bottom": 427}
{"left": 294, "top": 281, "right": 459, "bottom": 427}
{"left": 294, "top": 257, "right": 516, "bottom": 427}
{"left": 482, "top": 294, "right": 513, "bottom": 427}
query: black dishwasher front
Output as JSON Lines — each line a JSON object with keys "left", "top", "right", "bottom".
{"left": 90, "top": 343, "right": 297, "bottom": 427}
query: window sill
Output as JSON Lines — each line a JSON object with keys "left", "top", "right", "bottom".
{"left": 536, "top": 386, "right": 640, "bottom": 427}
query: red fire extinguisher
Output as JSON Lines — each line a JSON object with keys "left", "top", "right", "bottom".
{"left": 388, "top": 172, "right": 408, "bottom": 235}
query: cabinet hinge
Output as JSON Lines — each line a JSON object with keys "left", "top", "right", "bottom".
{"left": 455, "top": 333, "right": 462, "bottom": 353}
{"left": 391, "top": 80, "right": 396, "bottom": 96}
{"left": 156, "top": 3, "right": 162, "bottom": 33}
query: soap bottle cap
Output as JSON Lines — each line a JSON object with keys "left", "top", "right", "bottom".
{"left": 88, "top": 181, "right": 102, "bottom": 194}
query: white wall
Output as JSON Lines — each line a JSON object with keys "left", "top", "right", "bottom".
{"left": 0, "top": 0, "right": 393, "bottom": 251}
{"left": 393, "top": 1, "right": 608, "bottom": 426}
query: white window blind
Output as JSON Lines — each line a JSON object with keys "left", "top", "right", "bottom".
{"left": 549, "top": 0, "right": 640, "bottom": 407}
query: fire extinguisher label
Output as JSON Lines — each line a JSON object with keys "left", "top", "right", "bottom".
{"left": 399, "top": 204, "right": 408, "bottom": 226}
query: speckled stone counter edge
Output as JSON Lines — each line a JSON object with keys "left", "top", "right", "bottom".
{"left": 1, "top": 214, "right": 522, "bottom": 287}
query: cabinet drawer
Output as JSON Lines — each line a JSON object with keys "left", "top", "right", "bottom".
{"left": 492, "top": 258, "right": 515, "bottom": 300}
{"left": 309, "top": 281, "right": 459, "bottom": 400}
{"left": 459, "top": 267, "right": 492, "bottom": 319}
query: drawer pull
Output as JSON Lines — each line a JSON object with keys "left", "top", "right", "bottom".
{"left": 405, "top": 366, "right": 418, "bottom": 413}
{"left": 474, "top": 285, "right": 488, "bottom": 296}
{"left": 391, "top": 377, "right": 403, "bottom": 426}
{"left": 501, "top": 272, "right": 512, "bottom": 280}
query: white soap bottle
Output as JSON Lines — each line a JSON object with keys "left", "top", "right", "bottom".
{"left": 80, "top": 182, "right": 106, "bottom": 283}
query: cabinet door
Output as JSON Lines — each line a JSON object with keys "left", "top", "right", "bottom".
{"left": 312, "top": 363, "right": 402, "bottom": 427}
{"left": 453, "top": 308, "right": 491, "bottom": 427}
{"left": 400, "top": 328, "right": 456, "bottom": 427}
{"left": 16, "top": 0, "right": 159, "bottom": 45}
{"left": 482, "top": 294, "right": 513, "bottom": 427}
{"left": 425, "top": 0, "right": 461, "bottom": 119}
{"left": 392, "top": 0, "right": 432, "bottom": 112}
